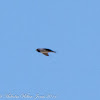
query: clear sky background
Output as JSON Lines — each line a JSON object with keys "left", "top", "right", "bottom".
{"left": 0, "top": 0, "right": 100, "bottom": 100}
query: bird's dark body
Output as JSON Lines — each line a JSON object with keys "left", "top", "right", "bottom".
{"left": 36, "top": 48, "right": 56, "bottom": 56}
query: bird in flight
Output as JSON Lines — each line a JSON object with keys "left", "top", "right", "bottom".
{"left": 36, "top": 48, "right": 56, "bottom": 56}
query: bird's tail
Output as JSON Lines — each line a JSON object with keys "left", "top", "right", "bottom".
{"left": 53, "top": 51, "right": 56, "bottom": 53}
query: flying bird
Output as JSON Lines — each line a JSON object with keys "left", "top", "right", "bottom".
{"left": 36, "top": 48, "right": 56, "bottom": 56}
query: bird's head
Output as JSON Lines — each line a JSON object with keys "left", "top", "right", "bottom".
{"left": 36, "top": 49, "right": 40, "bottom": 52}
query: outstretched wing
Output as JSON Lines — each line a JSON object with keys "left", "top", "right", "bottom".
{"left": 44, "top": 48, "right": 56, "bottom": 53}
{"left": 45, "top": 48, "right": 53, "bottom": 52}
{"left": 42, "top": 53, "right": 49, "bottom": 56}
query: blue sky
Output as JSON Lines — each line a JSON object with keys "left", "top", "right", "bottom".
{"left": 0, "top": 0, "right": 100, "bottom": 100}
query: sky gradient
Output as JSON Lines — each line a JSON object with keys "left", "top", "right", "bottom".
{"left": 0, "top": 0, "right": 100, "bottom": 100}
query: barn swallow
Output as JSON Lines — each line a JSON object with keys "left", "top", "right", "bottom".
{"left": 36, "top": 48, "right": 56, "bottom": 56}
